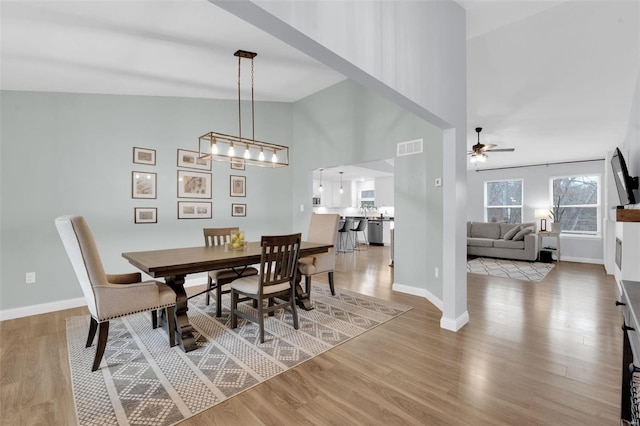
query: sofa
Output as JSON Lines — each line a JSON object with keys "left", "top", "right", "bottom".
{"left": 467, "top": 221, "right": 538, "bottom": 261}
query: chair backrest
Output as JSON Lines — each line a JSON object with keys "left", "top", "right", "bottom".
{"left": 308, "top": 213, "right": 340, "bottom": 246}
{"left": 204, "top": 227, "right": 239, "bottom": 247}
{"left": 258, "top": 233, "right": 301, "bottom": 294}
{"left": 55, "top": 215, "right": 108, "bottom": 319}
{"left": 354, "top": 219, "right": 368, "bottom": 231}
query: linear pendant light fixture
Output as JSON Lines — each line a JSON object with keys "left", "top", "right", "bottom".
{"left": 198, "top": 50, "right": 289, "bottom": 168}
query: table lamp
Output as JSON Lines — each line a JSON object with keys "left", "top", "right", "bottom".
{"left": 534, "top": 209, "right": 548, "bottom": 232}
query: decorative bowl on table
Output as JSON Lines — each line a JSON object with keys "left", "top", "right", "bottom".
{"left": 230, "top": 230, "right": 247, "bottom": 250}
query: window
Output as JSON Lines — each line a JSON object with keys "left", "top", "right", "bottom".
{"left": 551, "top": 175, "right": 600, "bottom": 235}
{"left": 485, "top": 180, "right": 523, "bottom": 223}
{"left": 360, "top": 189, "right": 375, "bottom": 209}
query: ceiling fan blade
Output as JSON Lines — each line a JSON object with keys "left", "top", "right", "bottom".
{"left": 485, "top": 148, "right": 515, "bottom": 152}
{"left": 479, "top": 143, "right": 496, "bottom": 151}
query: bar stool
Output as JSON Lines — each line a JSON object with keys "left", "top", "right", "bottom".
{"left": 337, "top": 219, "right": 354, "bottom": 253}
{"left": 351, "top": 219, "right": 368, "bottom": 250}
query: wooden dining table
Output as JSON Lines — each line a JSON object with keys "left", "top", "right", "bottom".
{"left": 122, "top": 241, "right": 332, "bottom": 352}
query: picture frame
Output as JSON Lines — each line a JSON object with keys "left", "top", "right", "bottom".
{"left": 177, "top": 149, "right": 212, "bottom": 171}
{"left": 178, "top": 170, "right": 212, "bottom": 199}
{"left": 231, "top": 203, "right": 247, "bottom": 217}
{"left": 133, "top": 147, "right": 156, "bottom": 165}
{"left": 134, "top": 207, "right": 157, "bottom": 224}
{"left": 230, "top": 158, "right": 246, "bottom": 171}
{"left": 230, "top": 175, "right": 246, "bottom": 197}
{"left": 132, "top": 171, "right": 157, "bottom": 199}
{"left": 177, "top": 201, "right": 212, "bottom": 219}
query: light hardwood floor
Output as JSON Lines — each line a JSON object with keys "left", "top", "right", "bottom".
{"left": 0, "top": 247, "right": 623, "bottom": 425}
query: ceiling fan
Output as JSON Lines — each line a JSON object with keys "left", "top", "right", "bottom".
{"left": 468, "top": 127, "right": 515, "bottom": 163}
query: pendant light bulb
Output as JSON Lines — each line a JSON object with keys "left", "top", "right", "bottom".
{"left": 244, "top": 145, "right": 251, "bottom": 159}
{"left": 211, "top": 140, "right": 218, "bottom": 155}
{"left": 271, "top": 150, "right": 277, "bottom": 163}
{"left": 318, "top": 168, "right": 324, "bottom": 192}
{"left": 228, "top": 143, "right": 235, "bottom": 157}
{"left": 258, "top": 148, "right": 265, "bottom": 161}
{"left": 339, "top": 171, "right": 344, "bottom": 194}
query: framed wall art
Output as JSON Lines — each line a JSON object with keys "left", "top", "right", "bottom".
{"left": 134, "top": 207, "right": 157, "bottom": 223}
{"left": 231, "top": 203, "right": 246, "bottom": 217}
{"left": 230, "top": 158, "right": 245, "bottom": 171}
{"left": 178, "top": 170, "right": 212, "bottom": 199}
{"left": 132, "top": 171, "right": 157, "bottom": 199}
{"left": 133, "top": 147, "right": 156, "bottom": 165}
{"left": 177, "top": 201, "right": 212, "bottom": 219}
{"left": 230, "top": 175, "right": 246, "bottom": 197}
{"left": 177, "top": 149, "right": 212, "bottom": 171}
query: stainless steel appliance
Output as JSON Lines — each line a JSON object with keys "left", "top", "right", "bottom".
{"left": 368, "top": 220, "right": 383, "bottom": 245}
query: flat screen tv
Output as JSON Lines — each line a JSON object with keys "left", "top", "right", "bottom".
{"left": 611, "top": 147, "right": 638, "bottom": 205}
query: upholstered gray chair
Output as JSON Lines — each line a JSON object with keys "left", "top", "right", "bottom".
{"left": 298, "top": 213, "right": 340, "bottom": 295}
{"left": 55, "top": 215, "right": 176, "bottom": 371}
{"left": 230, "top": 233, "right": 301, "bottom": 343}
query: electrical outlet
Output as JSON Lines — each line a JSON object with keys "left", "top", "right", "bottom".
{"left": 26, "top": 272, "right": 36, "bottom": 284}
{"left": 435, "top": 178, "right": 442, "bottom": 187}
{"left": 434, "top": 267, "right": 439, "bottom": 278}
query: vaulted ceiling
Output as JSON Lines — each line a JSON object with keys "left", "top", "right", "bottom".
{"left": 2, "top": 1, "right": 638, "bottom": 173}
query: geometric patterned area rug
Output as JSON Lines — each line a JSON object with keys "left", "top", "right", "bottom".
{"left": 467, "top": 257, "right": 555, "bottom": 282}
{"left": 66, "top": 286, "right": 411, "bottom": 425}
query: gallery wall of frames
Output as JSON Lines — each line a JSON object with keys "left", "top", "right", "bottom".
{"left": 131, "top": 147, "right": 247, "bottom": 223}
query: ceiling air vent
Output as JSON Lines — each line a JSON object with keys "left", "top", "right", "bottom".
{"left": 396, "top": 139, "right": 423, "bottom": 157}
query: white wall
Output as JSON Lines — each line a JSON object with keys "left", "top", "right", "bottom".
{"left": 467, "top": 160, "right": 606, "bottom": 263}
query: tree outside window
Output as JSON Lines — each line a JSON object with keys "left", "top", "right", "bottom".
{"left": 485, "top": 180, "right": 522, "bottom": 223}
{"left": 550, "top": 176, "right": 600, "bottom": 234}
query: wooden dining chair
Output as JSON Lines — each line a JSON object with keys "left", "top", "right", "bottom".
{"left": 55, "top": 215, "right": 176, "bottom": 371}
{"left": 202, "top": 227, "right": 258, "bottom": 317}
{"left": 230, "top": 233, "right": 302, "bottom": 343}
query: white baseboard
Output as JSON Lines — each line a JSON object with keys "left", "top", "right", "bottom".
{"left": 0, "top": 297, "right": 87, "bottom": 321}
{"left": 0, "top": 276, "right": 209, "bottom": 322}
{"left": 392, "top": 282, "right": 443, "bottom": 311}
{"left": 560, "top": 256, "right": 604, "bottom": 264}
{"left": 440, "top": 311, "right": 470, "bottom": 332}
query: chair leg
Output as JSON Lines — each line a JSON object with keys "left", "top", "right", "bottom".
{"left": 290, "top": 286, "right": 299, "bottom": 330}
{"left": 86, "top": 317, "right": 98, "bottom": 347}
{"left": 216, "top": 281, "right": 223, "bottom": 317}
{"left": 206, "top": 277, "right": 213, "bottom": 305}
{"left": 328, "top": 271, "right": 336, "bottom": 296}
{"left": 92, "top": 321, "right": 109, "bottom": 372}
{"left": 151, "top": 310, "right": 158, "bottom": 329}
{"left": 231, "top": 290, "right": 238, "bottom": 329}
{"left": 167, "top": 306, "right": 176, "bottom": 347}
{"left": 268, "top": 297, "right": 275, "bottom": 316}
{"left": 258, "top": 300, "right": 265, "bottom": 343}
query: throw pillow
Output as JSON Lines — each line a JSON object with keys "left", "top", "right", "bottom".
{"left": 513, "top": 226, "right": 534, "bottom": 241}
{"left": 503, "top": 225, "right": 520, "bottom": 240}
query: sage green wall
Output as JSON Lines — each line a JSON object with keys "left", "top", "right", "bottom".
{"left": 0, "top": 91, "right": 293, "bottom": 311}
{"left": 292, "top": 80, "right": 444, "bottom": 298}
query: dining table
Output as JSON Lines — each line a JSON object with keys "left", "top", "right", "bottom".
{"left": 122, "top": 241, "right": 332, "bottom": 352}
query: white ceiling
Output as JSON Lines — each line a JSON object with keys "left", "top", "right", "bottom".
{"left": 1, "top": 1, "right": 639, "bottom": 174}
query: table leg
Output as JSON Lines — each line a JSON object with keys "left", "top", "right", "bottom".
{"left": 294, "top": 274, "right": 314, "bottom": 311}
{"left": 165, "top": 275, "right": 197, "bottom": 352}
